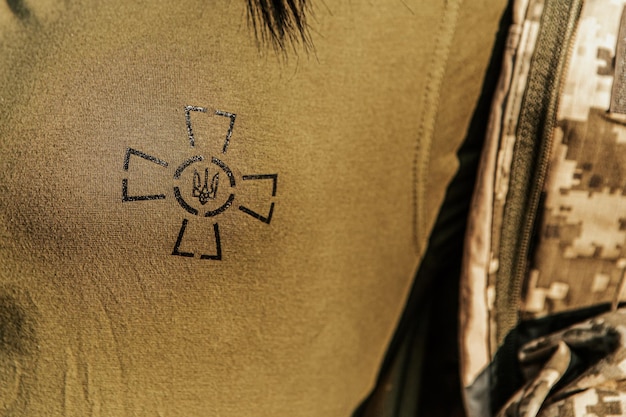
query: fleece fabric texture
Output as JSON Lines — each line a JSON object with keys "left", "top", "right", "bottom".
{"left": 0, "top": 1, "right": 506, "bottom": 416}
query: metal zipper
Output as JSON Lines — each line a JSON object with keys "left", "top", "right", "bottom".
{"left": 494, "top": 0, "right": 584, "bottom": 345}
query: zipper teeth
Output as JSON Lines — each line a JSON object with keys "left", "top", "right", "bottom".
{"left": 510, "top": 1, "right": 583, "bottom": 319}
{"left": 495, "top": 0, "right": 584, "bottom": 344}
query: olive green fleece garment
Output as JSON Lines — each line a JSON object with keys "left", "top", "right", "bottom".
{"left": 0, "top": 1, "right": 506, "bottom": 416}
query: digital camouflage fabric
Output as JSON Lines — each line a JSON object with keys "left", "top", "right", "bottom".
{"left": 463, "top": 0, "right": 626, "bottom": 415}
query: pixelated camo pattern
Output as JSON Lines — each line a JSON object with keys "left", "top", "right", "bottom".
{"left": 523, "top": 0, "right": 626, "bottom": 318}
{"left": 497, "top": 309, "right": 626, "bottom": 417}
{"left": 496, "top": 1, "right": 626, "bottom": 415}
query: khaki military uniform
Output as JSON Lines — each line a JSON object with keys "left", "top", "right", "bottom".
{"left": 0, "top": 1, "right": 507, "bottom": 416}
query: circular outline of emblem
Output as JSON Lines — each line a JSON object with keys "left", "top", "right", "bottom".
{"left": 173, "top": 155, "right": 236, "bottom": 217}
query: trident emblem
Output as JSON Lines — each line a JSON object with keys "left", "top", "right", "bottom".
{"left": 193, "top": 168, "right": 219, "bottom": 205}
{"left": 122, "top": 105, "right": 278, "bottom": 261}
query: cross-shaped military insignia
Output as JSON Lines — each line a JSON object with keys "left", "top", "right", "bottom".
{"left": 122, "top": 105, "right": 278, "bottom": 260}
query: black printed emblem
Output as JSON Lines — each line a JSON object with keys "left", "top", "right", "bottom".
{"left": 193, "top": 168, "right": 219, "bottom": 204}
{"left": 122, "top": 105, "right": 278, "bottom": 260}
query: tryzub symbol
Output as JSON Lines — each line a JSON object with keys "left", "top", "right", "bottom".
{"left": 193, "top": 169, "right": 219, "bottom": 205}
{"left": 122, "top": 105, "right": 278, "bottom": 260}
